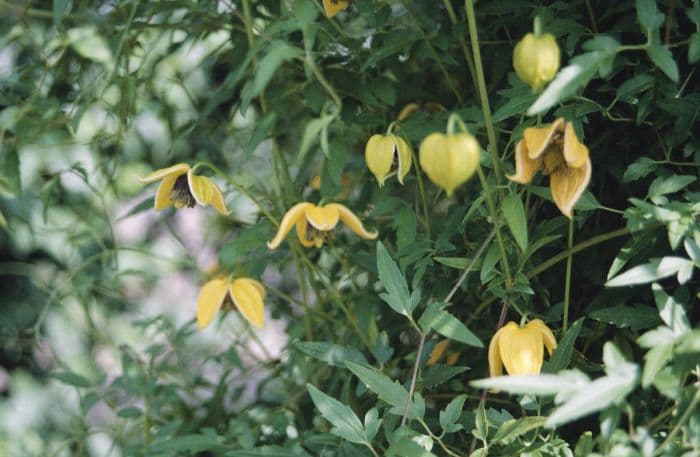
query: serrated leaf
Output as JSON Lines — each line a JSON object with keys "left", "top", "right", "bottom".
{"left": 646, "top": 45, "right": 679, "bottom": 82}
{"left": 307, "top": 384, "right": 367, "bottom": 444}
{"left": 294, "top": 341, "right": 368, "bottom": 367}
{"left": 345, "top": 361, "right": 420, "bottom": 419}
{"left": 439, "top": 394, "right": 466, "bottom": 434}
{"left": 545, "top": 318, "right": 583, "bottom": 373}
{"left": 502, "top": 192, "right": 528, "bottom": 251}
{"left": 648, "top": 175, "right": 696, "bottom": 198}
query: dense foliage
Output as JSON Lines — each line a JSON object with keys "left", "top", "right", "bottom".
{"left": 0, "top": 0, "right": 698, "bottom": 456}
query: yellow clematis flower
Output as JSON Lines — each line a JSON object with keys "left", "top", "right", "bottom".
{"left": 139, "top": 163, "right": 229, "bottom": 215}
{"left": 419, "top": 132, "right": 481, "bottom": 196}
{"left": 267, "top": 202, "right": 377, "bottom": 249}
{"left": 364, "top": 134, "right": 413, "bottom": 186}
{"left": 488, "top": 319, "right": 557, "bottom": 377}
{"left": 323, "top": 0, "right": 350, "bottom": 18}
{"left": 513, "top": 32, "right": 560, "bottom": 91}
{"left": 508, "top": 118, "right": 591, "bottom": 218}
{"left": 197, "top": 276, "right": 265, "bottom": 329}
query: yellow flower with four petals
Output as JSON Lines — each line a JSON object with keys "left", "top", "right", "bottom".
{"left": 488, "top": 319, "right": 557, "bottom": 377}
{"left": 197, "top": 276, "right": 266, "bottom": 329}
{"left": 267, "top": 202, "right": 377, "bottom": 249}
{"left": 508, "top": 118, "right": 591, "bottom": 218}
{"left": 139, "top": 163, "right": 229, "bottom": 215}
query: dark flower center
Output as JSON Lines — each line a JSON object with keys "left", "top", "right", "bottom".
{"left": 305, "top": 224, "right": 334, "bottom": 243}
{"left": 540, "top": 133, "right": 565, "bottom": 175}
{"left": 170, "top": 175, "right": 196, "bottom": 208}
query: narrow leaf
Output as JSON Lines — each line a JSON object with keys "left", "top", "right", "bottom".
{"left": 503, "top": 192, "right": 528, "bottom": 251}
{"left": 307, "top": 384, "right": 367, "bottom": 444}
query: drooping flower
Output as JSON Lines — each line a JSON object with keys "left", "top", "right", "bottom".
{"left": 323, "top": 0, "right": 350, "bottom": 17}
{"left": 197, "top": 276, "right": 265, "bottom": 329}
{"left": 365, "top": 134, "right": 413, "bottom": 186}
{"left": 488, "top": 319, "right": 557, "bottom": 376}
{"left": 419, "top": 132, "right": 480, "bottom": 196}
{"left": 139, "top": 163, "right": 229, "bottom": 215}
{"left": 513, "top": 32, "right": 560, "bottom": 91}
{"left": 267, "top": 202, "right": 377, "bottom": 249}
{"left": 508, "top": 118, "right": 591, "bottom": 218}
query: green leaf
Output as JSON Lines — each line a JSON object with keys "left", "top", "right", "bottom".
{"left": 294, "top": 341, "right": 368, "bottom": 367}
{"left": 493, "top": 416, "right": 547, "bottom": 443}
{"left": 422, "top": 365, "right": 469, "bottom": 389}
{"left": 52, "top": 371, "right": 92, "bottom": 388}
{"left": 545, "top": 318, "right": 583, "bottom": 373}
{"left": 433, "top": 256, "right": 470, "bottom": 269}
{"left": 652, "top": 283, "right": 690, "bottom": 336}
{"left": 473, "top": 400, "right": 488, "bottom": 441}
{"left": 636, "top": 0, "right": 665, "bottom": 35}
{"left": 376, "top": 241, "right": 411, "bottom": 316}
{"left": 68, "top": 27, "right": 113, "bottom": 64}
{"left": 298, "top": 113, "right": 335, "bottom": 162}
{"left": 149, "top": 434, "right": 223, "bottom": 453}
{"left": 648, "top": 175, "right": 696, "bottom": 198}
{"left": 528, "top": 48, "right": 619, "bottom": 115}
{"left": 605, "top": 257, "right": 694, "bottom": 287}
{"left": 646, "top": 45, "right": 679, "bottom": 82}
{"left": 345, "top": 361, "right": 419, "bottom": 419}
{"left": 227, "top": 446, "right": 311, "bottom": 456}
{"left": 471, "top": 372, "right": 585, "bottom": 396}
{"left": 53, "top": 0, "right": 71, "bottom": 29}
{"left": 502, "top": 191, "right": 528, "bottom": 251}
{"left": 689, "top": 32, "right": 700, "bottom": 64}
{"left": 641, "top": 343, "right": 673, "bottom": 387}
{"left": 0, "top": 146, "right": 20, "bottom": 196}
{"left": 241, "top": 41, "right": 301, "bottom": 113}
{"left": 364, "top": 408, "right": 381, "bottom": 442}
{"left": 425, "top": 309, "right": 483, "bottom": 348}
{"left": 307, "top": 384, "right": 367, "bottom": 444}
{"left": 439, "top": 394, "right": 466, "bottom": 434}
{"left": 622, "top": 157, "right": 657, "bottom": 182}
{"left": 588, "top": 305, "right": 660, "bottom": 331}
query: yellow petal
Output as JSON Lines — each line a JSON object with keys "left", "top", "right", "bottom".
{"left": 397, "top": 103, "right": 419, "bottom": 121}
{"left": 563, "top": 122, "right": 590, "bottom": 169}
{"left": 187, "top": 171, "right": 227, "bottom": 215}
{"left": 507, "top": 139, "right": 539, "bottom": 184}
{"left": 197, "top": 278, "right": 229, "bottom": 329}
{"left": 305, "top": 204, "right": 340, "bottom": 231}
{"left": 394, "top": 135, "right": 413, "bottom": 184}
{"left": 488, "top": 323, "right": 510, "bottom": 377}
{"left": 268, "top": 202, "right": 312, "bottom": 249}
{"left": 295, "top": 217, "right": 318, "bottom": 248}
{"left": 419, "top": 133, "right": 480, "bottom": 196}
{"left": 427, "top": 340, "right": 450, "bottom": 367}
{"left": 365, "top": 134, "right": 394, "bottom": 187}
{"left": 139, "top": 163, "right": 190, "bottom": 183}
{"left": 330, "top": 203, "right": 378, "bottom": 240}
{"left": 527, "top": 319, "right": 557, "bottom": 356}
{"left": 229, "top": 278, "right": 265, "bottom": 328}
{"left": 499, "top": 322, "right": 544, "bottom": 375}
{"left": 154, "top": 175, "right": 177, "bottom": 210}
{"left": 323, "top": 0, "right": 349, "bottom": 17}
{"left": 207, "top": 180, "right": 230, "bottom": 215}
{"left": 550, "top": 158, "right": 592, "bottom": 218}
{"left": 523, "top": 119, "right": 564, "bottom": 160}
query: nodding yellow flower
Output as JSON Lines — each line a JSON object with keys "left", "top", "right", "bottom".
{"left": 365, "top": 134, "right": 413, "bottom": 186}
{"left": 488, "top": 320, "right": 557, "bottom": 377}
{"left": 267, "top": 202, "right": 377, "bottom": 249}
{"left": 508, "top": 118, "right": 591, "bottom": 218}
{"left": 323, "top": 0, "right": 350, "bottom": 17}
{"left": 139, "top": 163, "right": 229, "bottom": 215}
{"left": 513, "top": 32, "right": 560, "bottom": 91}
{"left": 419, "top": 132, "right": 480, "bottom": 196}
{"left": 197, "top": 276, "right": 265, "bottom": 329}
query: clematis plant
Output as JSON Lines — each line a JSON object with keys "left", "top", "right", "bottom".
{"left": 267, "top": 202, "right": 377, "bottom": 249}
{"left": 512, "top": 18, "right": 560, "bottom": 91}
{"left": 139, "top": 163, "right": 229, "bottom": 215}
{"left": 488, "top": 319, "right": 557, "bottom": 376}
{"left": 364, "top": 133, "right": 413, "bottom": 187}
{"left": 508, "top": 118, "right": 591, "bottom": 218}
{"left": 197, "top": 276, "right": 266, "bottom": 329}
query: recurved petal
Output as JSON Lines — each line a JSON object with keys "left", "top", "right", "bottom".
{"left": 394, "top": 135, "right": 413, "bottom": 184}
{"left": 330, "top": 203, "right": 378, "bottom": 240}
{"left": 499, "top": 322, "right": 544, "bottom": 375}
{"left": 139, "top": 163, "right": 190, "bottom": 183}
{"left": 154, "top": 175, "right": 177, "bottom": 210}
{"left": 365, "top": 134, "right": 394, "bottom": 187}
{"left": 488, "top": 324, "right": 509, "bottom": 377}
{"left": 229, "top": 278, "right": 265, "bottom": 328}
{"left": 527, "top": 319, "right": 557, "bottom": 355}
{"left": 550, "top": 158, "right": 592, "bottom": 218}
{"left": 306, "top": 204, "right": 340, "bottom": 231}
{"left": 268, "top": 202, "right": 312, "bottom": 249}
{"left": 188, "top": 171, "right": 230, "bottom": 215}
{"left": 427, "top": 340, "right": 450, "bottom": 367}
{"left": 563, "top": 122, "right": 590, "bottom": 169}
{"left": 197, "top": 278, "right": 229, "bottom": 329}
{"left": 508, "top": 140, "right": 539, "bottom": 184}
{"left": 323, "top": 0, "right": 349, "bottom": 17}
{"left": 523, "top": 118, "right": 564, "bottom": 160}
{"left": 397, "top": 102, "right": 419, "bottom": 121}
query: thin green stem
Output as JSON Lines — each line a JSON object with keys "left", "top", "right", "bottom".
{"left": 562, "top": 218, "right": 574, "bottom": 333}
{"left": 655, "top": 389, "right": 700, "bottom": 455}
{"left": 442, "top": 0, "right": 480, "bottom": 101}
{"left": 400, "top": 332, "right": 425, "bottom": 427}
{"left": 465, "top": 0, "right": 502, "bottom": 185}
{"left": 411, "top": 148, "right": 432, "bottom": 240}
{"left": 290, "top": 244, "right": 315, "bottom": 340}
{"left": 477, "top": 166, "right": 513, "bottom": 292}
